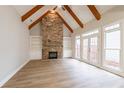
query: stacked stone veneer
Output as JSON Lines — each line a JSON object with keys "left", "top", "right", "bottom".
{"left": 41, "top": 12, "right": 63, "bottom": 60}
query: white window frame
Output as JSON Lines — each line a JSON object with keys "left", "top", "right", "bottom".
{"left": 102, "top": 22, "right": 123, "bottom": 71}
{"left": 81, "top": 29, "right": 100, "bottom": 66}
{"left": 75, "top": 36, "right": 80, "bottom": 59}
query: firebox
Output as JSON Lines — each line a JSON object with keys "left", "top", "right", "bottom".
{"left": 49, "top": 52, "right": 57, "bottom": 59}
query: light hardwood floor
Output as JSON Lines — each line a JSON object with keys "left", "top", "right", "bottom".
{"left": 2, "top": 59, "right": 124, "bottom": 88}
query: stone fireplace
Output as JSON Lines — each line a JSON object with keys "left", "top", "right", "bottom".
{"left": 41, "top": 11, "right": 63, "bottom": 60}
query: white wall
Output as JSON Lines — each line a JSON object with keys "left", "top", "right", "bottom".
{"left": 30, "top": 23, "right": 42, "bottom": 60}
{"left": 63, "top": 26, "right": 72, "bottom": 58}
{"left": 72, "top": 6, "right": 124, "bottom": 58}
{"left": 0, "top": 6, "right": 30, "bottom": 86}
{"left": 63, "top": 25, "right": 71, "bottom": 37}
{"left": 30, "top": 23, "right": 41, "bottom": 36}
{"left": 63, "top": 37, "right": 72, "bottom": 58}
{"left": 30, "top": 36, "right": 42, "bottom": 60}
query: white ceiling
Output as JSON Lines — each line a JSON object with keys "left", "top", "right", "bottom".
{"left": 14, "top": 5, "right": 116, "bottom": 30}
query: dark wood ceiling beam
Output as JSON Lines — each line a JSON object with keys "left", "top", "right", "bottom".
{"left": 28, "top": 10, "right": 50, "bottom": 30}
{"left": 28, "top": 7, "right": 74, "bottom": 33}
{"left": 64, "top": 5, "right": 84, "bottom": 28}
{"left": 22, "top": 5, "right": 44, "bottom": 22}
{"left": 56, "top": 12, "right": 73, "bottom": 33}
{"left": 28, "top": 6, "right": 57, "bottom": 29}
{"left": 87, "top": 5, "right": 101, "bottom": 20}
{"left": 53, "top": 6, "right": 57, "bottom": 10}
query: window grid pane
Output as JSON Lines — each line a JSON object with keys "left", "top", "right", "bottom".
{"left": 104, "top": 24, "right": 120, "bottom": 31}
{"left": 75, "top": 37, "right": 80, "bottom": 58}
{"left": 105, "top": 30, "right": 120, "bottom": 49}
{"left": 82, "top": 30, "right": 98, "bottom": 37}
{"left": 104, "top": 49, "right": 120, "bottom": 69}
{"left": 82, "top": 39, "right": 88, "bottom": 60}
{"left": 90, "top": 37, "right": 98, "bottom": 64}
{"left": 104, "top": 23, "right": 121, "bottom": 70}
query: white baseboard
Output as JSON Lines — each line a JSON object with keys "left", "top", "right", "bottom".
{"left": 0, "top": 59, "right": 30, "bottom": 87}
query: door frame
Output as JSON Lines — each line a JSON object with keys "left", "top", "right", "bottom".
{"left": 89, "top": 35, "right": 99, "bottom": 66}
{"left": 75, "top": 36, "right": 81, "bottom": 59}
{"left": 82, "top": 29, "right": 100, "bottom": 67}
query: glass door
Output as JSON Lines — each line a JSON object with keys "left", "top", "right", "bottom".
{"left": 82, "top": 30, "right": 99, "bottom": 66}
{"left": 89, "top": 36, "right": 98, "bottom": 65}
{"left": 82, "top": 38, "right": 89, "bottom": 61}
{"left": 75, "top": 36, "right": 80, "bottom": 58}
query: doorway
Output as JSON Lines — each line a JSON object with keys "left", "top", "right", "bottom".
{"left": 82, "top": 30, "right": 99, "bottom": 66}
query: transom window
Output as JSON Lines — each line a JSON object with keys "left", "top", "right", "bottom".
{"left": 104, "top": 23, "right": 120, "bottom": 31}
{"left": 82, "top": 30, "right": 99, "bottom": 37}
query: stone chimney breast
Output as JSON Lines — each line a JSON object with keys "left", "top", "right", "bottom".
{"left": 41, "top": 12, "right": 63, "bottom": 59}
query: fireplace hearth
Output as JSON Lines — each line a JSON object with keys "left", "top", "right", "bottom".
{"left": 49, "top": 52, "right": 57, "bottom": 59}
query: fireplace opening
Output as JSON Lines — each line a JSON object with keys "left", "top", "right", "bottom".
{"left": 49, "top": 52, "right": 57, "bottom": 59}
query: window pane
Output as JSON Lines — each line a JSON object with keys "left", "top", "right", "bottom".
{"left": 104, "top": 23, "right": 121, "bottom": 70}
{"left": 104, "top": 50, "right": 120, "bottom": 69}
{"left": 82, "top": 30, "right": 98, "bottom": 37}
{"left": 90, "top": 37, "right": 98, "bottom": 64}
{"left": 105, "top": 30, "right": 120, "bottom": 49}
{"left": 82, "top": 39, "right": 88, "bottom": 60}
{"left": 75, "top": 38, "right": 80, "bottom": 58}
{"left": 105, "top": 24, "right": 120, "bottom": 31}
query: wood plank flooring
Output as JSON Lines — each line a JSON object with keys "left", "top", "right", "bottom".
{"left": 2, "top": 59, "right": 124, "bottom": 88}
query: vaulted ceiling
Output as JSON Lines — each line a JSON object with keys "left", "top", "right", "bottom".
{"left": 14, "top": 5, "right": 116, "bottom": 33}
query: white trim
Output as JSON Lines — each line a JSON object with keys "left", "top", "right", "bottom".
{"left": 0, "top": 59, "right": 30, "bottom": 87}
{"left": 75, "top": 36, "right": 81, "bottom": 59}
{"left": 120, "top": 22, "right": 124, "bottom": 71}
{"left": 103, "top": 21, "right": 121, "bottom": 31}
{"left": 102, "top": 22, "right": 121, "bottom": 71}
{"left": 81, "top": 29, "right": 99, "bottom": 67}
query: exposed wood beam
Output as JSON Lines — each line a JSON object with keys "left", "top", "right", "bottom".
{"left": 62, "top": 6, "right": 65, "bottom": 11}
{"left": 56, "top": 12, "right": 73, "bottom": 33}
{"left": 53, "top": 6, "right": 57, "bottom": 10}
{"left": 64, "top": 5, "right": 84, "bottom": 28}
{"left": 22, "top": 5, "right": 44, "bottom": 22}
{"left": 87, "top": 5, "right": 101, "bottom": 20}
{"left": 28, "top": 10, "right": 50, "bottom": 30}
{"left": 29, "top": 8, "right": 74, "bottom": 33}
{"left": 29, "top": 7, "right": 58, "bottom": 29}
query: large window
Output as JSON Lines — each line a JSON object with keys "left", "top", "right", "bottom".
{"left": 75, "top": 36, "right": 80, "bottom": 58}
{"left": 75, "top": 22, "right": 123, "bottom": 75}
{"left": 103, "top": 23, "right": 121, "bottom": 70}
